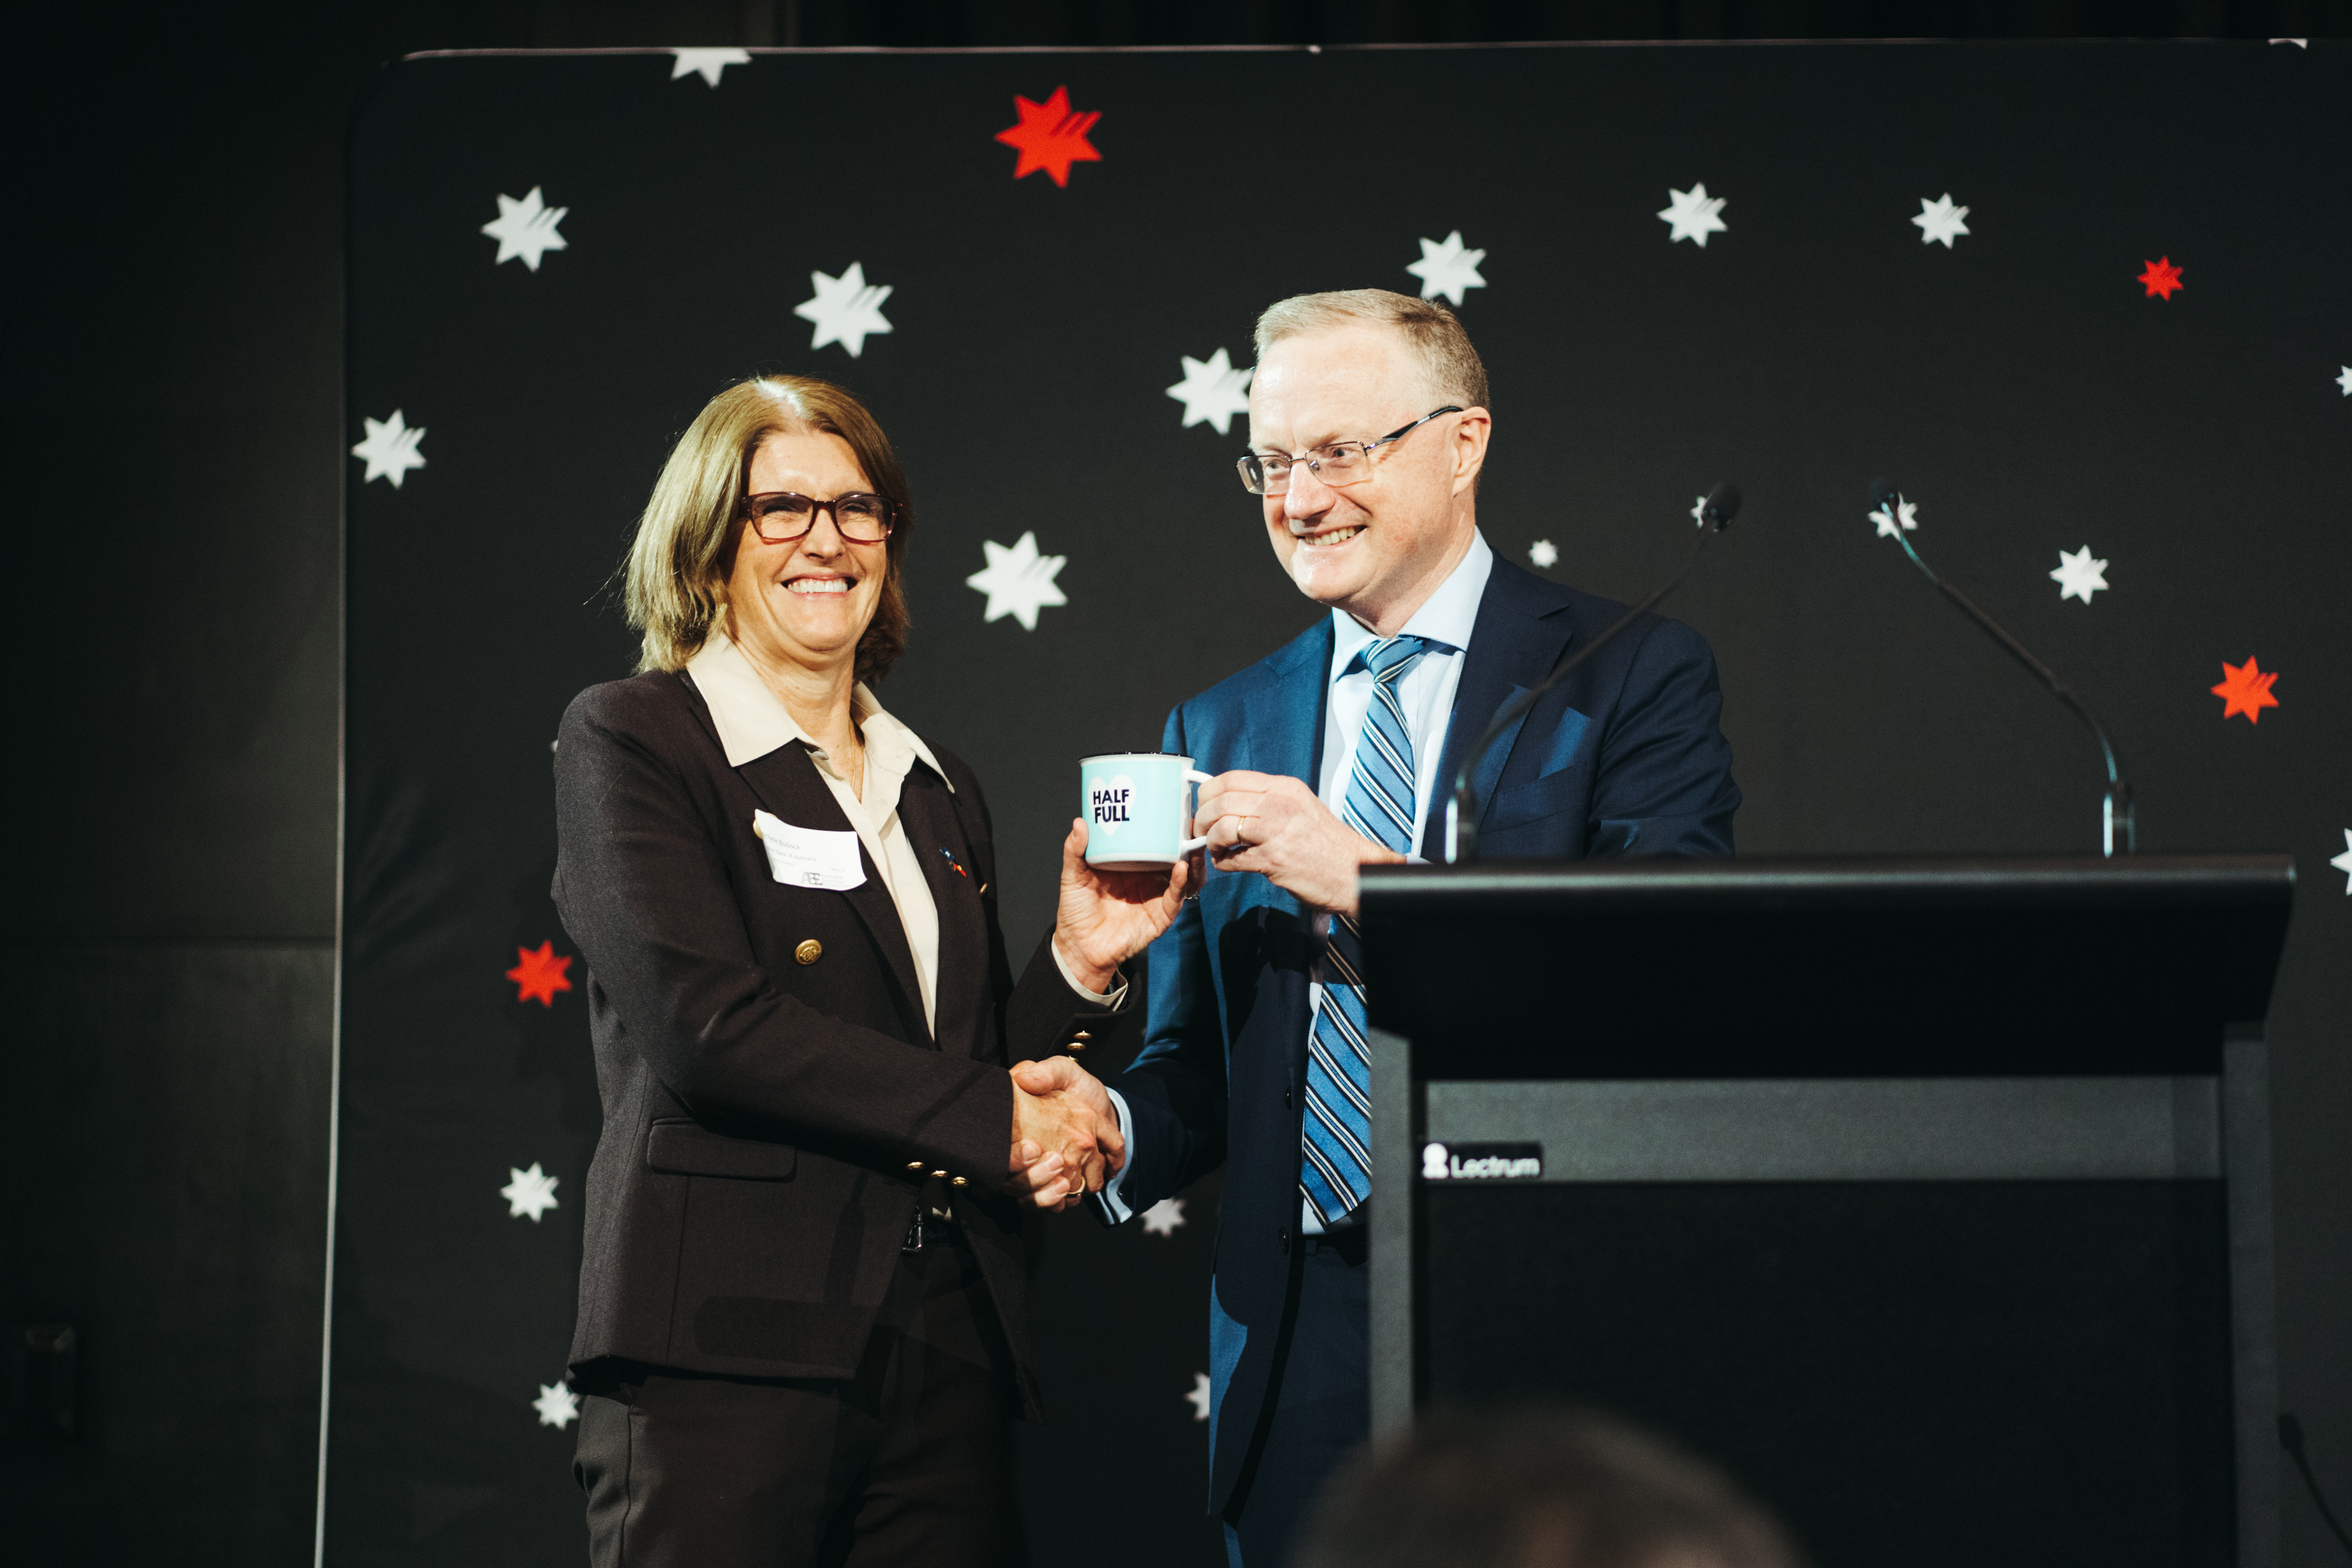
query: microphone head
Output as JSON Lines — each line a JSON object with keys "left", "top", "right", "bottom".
{"left": 1866, "top": 474, "right": 1900, "bottom": 511}
{"left": 1700, "top": 483, "right": 1741, "bottom": 529}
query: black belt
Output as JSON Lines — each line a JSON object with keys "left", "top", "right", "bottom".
{"left": 902, "top": 1174, "right": 960, "bottom": 1253}
{"left": 1302, "top": 1224, "right": 1368, "bottom": 1265}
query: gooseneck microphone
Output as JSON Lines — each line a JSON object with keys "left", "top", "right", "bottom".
{"left": 2279, "top": 1414, "right": 2352, "bottom": 1557}
{"left": 1443, "top": 484, "right": 1739, "bottom": 865}
{"left": 1866, "top": 476, "right": 2136, "bottom": 857}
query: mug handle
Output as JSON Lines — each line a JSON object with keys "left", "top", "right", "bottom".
{"left": 1177, "top": 770, "right": 1216, "bottom": 854}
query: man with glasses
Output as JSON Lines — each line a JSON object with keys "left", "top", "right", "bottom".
{"left": 1021, "top": 289, "right": 1739, "bottom": 1566}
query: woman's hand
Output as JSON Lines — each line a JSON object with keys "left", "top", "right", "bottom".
{"left": 1051, "top": 820, "right": 1196, "bottom": 994}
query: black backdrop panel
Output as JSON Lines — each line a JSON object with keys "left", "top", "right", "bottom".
{"left": 337, "top": 42, "right": 2350, "bottom": 1564}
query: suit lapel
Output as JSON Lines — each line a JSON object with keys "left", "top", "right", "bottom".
{"left": 1257, "top": 623, "right": 1335, "bottom": 1092}
{"left": 1419, "top": 561, "right": 1578, "bottom": 861}
{"left": 733, "top": 744, "right": 933, "bottom": 1047}
{"left": 1255, "top": 619, "right": 1332, "bottom": 802}
{"left": 1204, "top": 621, "right": 1331, "bottom": 933}
{"left": 896, "top": 770, "right": 988, "bottom": 1059}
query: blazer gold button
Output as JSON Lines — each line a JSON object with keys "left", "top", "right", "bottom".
{"left": 951, "top": 1176, "right": 968, "bottom": 1188}
{"left": 794, "top": 939, "right": 822, "bottom": 965}
{"left": 1067, "top": 1041, "right": 1087, "bottom": 1054}
{"left": 906, "top": 1161, "right": 925, "bottom": 1172}
{"left": 930, "top": 1169, "right": 947, "bottom": 1180}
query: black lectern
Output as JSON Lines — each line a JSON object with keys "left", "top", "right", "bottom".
{"left": 1360, "top": 856, "right": 2293, "bottom": 1568}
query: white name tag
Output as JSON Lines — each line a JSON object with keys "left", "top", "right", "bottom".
{"left": 752, "top": 810, "right": 867, "bottom": 891}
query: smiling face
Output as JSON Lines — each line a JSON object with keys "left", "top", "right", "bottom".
{"left": 1248, "top": 321, "right": 1489, "bottom": 635}
{"left": 722, "top": 427, "right": 892, "bottom": 678}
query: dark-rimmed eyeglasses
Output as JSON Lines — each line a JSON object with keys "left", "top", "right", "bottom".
{"left": 1236, "top": 407, "right": 1463, "bottom": 497}
{"left": 740, "top": 492, "right": 898, "bottom": 544}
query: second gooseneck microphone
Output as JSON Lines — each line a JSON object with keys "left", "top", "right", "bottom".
{"left": 1444, "top": 484, "right": 1739, "bottom": 865}
{"left": 1867, "top": 476, "right": 2136, "bottom": 857}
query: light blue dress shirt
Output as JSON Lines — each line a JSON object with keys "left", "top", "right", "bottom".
{"left": 1100, "top": 531, "right": 1495, "bottom": 1228}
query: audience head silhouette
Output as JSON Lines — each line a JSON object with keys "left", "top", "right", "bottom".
{"left": 1297, "top": 1409, "right": 1800, "bottom": 1568}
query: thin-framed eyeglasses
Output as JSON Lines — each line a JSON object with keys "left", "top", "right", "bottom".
{"left": 740, "top": 491, "right": 898, "bottom": 544}
{"left": 1235, "top": 406, "right": 1463, "bottom": 497}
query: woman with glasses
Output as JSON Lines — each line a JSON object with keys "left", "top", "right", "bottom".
{"left": 551, "top": 375, "right": 1185, "bottom": 1564}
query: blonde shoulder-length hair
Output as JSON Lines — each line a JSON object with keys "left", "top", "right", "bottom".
{"left": 624, "top": 375, "right": 914, "bottom": 678}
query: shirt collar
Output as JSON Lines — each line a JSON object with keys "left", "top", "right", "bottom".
{"left": 1329, "top": 527, "right": 1494, "bottom": 674}
{"left": 684, "top": 631, "right": 952, "bottom": 791}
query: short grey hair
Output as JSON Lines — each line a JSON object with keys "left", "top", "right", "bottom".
{"left": 1252, "top": 288, "right": 1491, "bottom": 413}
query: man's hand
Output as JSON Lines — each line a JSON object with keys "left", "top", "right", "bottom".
{"left": 1052, "top": 819, "right": 1192, "bottom": 995}
{"left": 1192, "top": 770, "right": 1402, "bottom": 915}
{"left": 1004, "top": 1057, "right": 1124, "bottom": 1212}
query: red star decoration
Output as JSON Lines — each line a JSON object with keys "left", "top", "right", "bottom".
{"left": 2210, "top": 657, "right": 2280, "bottom": 724}
{"left": 994, "top": 85, "right": 1102, "bottom": 188}
{"left": 506, "top": 940, "right": 574, "bottom": 1007}
{"left": 2137, "top": 257, "right": 2184, "bottom": 300}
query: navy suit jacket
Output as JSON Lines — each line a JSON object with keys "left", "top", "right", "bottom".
{"left": 1104, "top": 556, "right": 1739, "bottom": 1510}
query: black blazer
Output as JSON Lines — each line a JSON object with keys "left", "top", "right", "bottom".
{"left": 552, "top": 670, "right": 1117, "bottom": 1417}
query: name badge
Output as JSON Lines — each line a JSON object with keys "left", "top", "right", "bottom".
{"left": 752, "top": 810, "right": 867, "bottom": 891}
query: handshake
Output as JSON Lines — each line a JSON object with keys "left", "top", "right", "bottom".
{"left": 1004, "top": 1055, "right": 1122, "bottom": 1212}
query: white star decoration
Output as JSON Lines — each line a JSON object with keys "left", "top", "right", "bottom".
{"left": 1658, "top": 183, "right": 1728, "bottom": 247}
{"left": 1869, "top": 496, "right": 1920, "bottom": 537}
{"left": 1528, "top": 539, "right": 1558, "bottom": 568}
{"left": 965, "top": 531, "right": 1068, "bottom": 630}
{"left": 2330, "top": 831, "right": 2352, "bottom": 893}
{"left": 2050, "top": 546, "right": 2109, "bottom": 604}
{"left": 351, "top": 410, "right": 426, "bottom": 487}
{"left": 533, "top": 1382, "right": 580, "bottom": 1428}
{"left": 480, "top": 187, "right": 569, "bottom": 271}
{"left": 670, "top": 48, "right": 750, "bottom": 86}
{"left": 1689, "top": 494, "right": 1710, "bottom": 527}
{"left": 1165, "top": 348, "right": 1254, "bottom": 435}
{"left": 794, "top": 262, "right": 894, "bottom": 357}
{"left": 1405, "top": 230, "right": 1487, "bottom": 306}
{"left": 2337, "top": 366, "right": 2351, "bottom": 396}
{"left": 502, "top": 1162, "right": 561, "bottom": 1222}
{"left": 1913, "top": 193, "right": 1972, "bottom": 248}
{"left": 1140, "top": 1198, "right": 1188, "bottom": 1236}
{"left": 1186, "top": 1372, "right": 1212, "bottom": 1422}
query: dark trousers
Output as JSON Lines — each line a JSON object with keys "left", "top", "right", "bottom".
{"left": 573, "top": 1236, "right": 1025, "bottom": 1568}
{"left": 1222, "top": 1230, "right": 1372, "bottom": 1568}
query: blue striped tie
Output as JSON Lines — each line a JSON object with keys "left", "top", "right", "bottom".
{"left": 1301, "top": 634, "right": 1434, "bottom": 1227}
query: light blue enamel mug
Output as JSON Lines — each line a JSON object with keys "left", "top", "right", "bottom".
{"left": 1080, "top": 753, "right": 1214, "bottom": 872}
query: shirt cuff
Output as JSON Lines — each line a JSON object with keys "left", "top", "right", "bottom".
{"left": 1050, "top": 936, "right": 1129, "bottom": 1009}
{"left": 1097, "top": 1086, "right": 1139, "bottom": 1223}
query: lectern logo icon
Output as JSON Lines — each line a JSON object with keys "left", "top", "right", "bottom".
{"left": 1420, "top": 1141, "right": 1545, "bottom": 1181}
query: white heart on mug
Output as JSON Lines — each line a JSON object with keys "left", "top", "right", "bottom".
{"left": 1089, "top": 774, "right": 1135, "bottom": 837}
